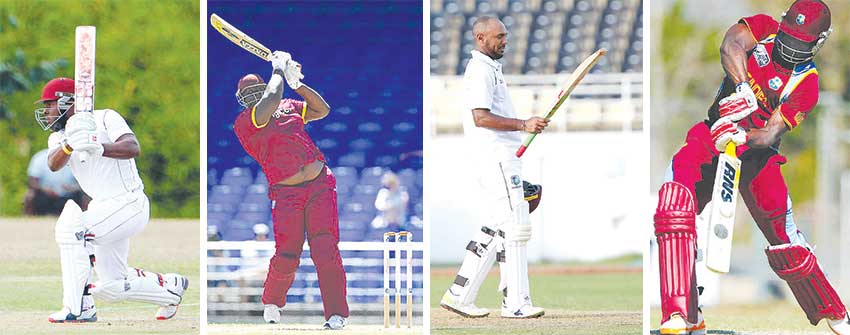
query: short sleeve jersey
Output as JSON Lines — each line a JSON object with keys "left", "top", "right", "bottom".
{"left": 233, "top": 99, "right": 325, "bottom": 185}
{"left": 707, "top": 14, "right": 819, "bottom": 132}
{"left": 48, "top": 109, "right": 143, "bottom": 200}
{"left": 461, "top": 50, "right": 522, "bottom": 162}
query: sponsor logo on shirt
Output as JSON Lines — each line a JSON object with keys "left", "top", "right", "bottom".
{"left": 754, "top": 44, "right": 770, "bottom": 67}
{"left": 510, "top": 175, "right": 521, "bottom": 188}
{"left": 769, "top": 77, "right": 783, "bottom": 91}
{"left": 272, "top": 107, "right": 295, "bottom": 119}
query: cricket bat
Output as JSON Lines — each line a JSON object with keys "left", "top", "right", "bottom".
{"left": 75, "top": 26, "right": 96, "bottom": 163}
{"left": 210, "top": 14, "right": 272, "bottom": 61}
{"left": 515, "top": 48, "right": 606, "bottom": 157}
{"left": 704, "top": 141, "right": 742, "bottom": 273}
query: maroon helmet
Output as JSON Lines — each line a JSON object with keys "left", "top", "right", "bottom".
{"left": 34, "top": 77, "right": 75, "bottom": 131}
{"left": 523, "top": 181, "right": 542, "bottom": 213}
{"left": 235, "top": 73, "right": 267, "bottom": 109}
{"left": 775, "top": 0, "right": 832, "bottom": 64}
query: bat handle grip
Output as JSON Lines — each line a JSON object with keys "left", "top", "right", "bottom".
{"left": 724, "top": 141, "right": 737, "bottom": 158}
{"left": 515, "top": 145, "right": 527, "bottom": 157}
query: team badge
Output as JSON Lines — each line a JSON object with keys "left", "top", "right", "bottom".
{"left": 754, "top": 44, "right": 770, "bottom": 67}
{"left": 769, "top": 77, "right": 783, "bottom": 91}
{"left": 510, "top": 175, "right": 521, "bottom": 188}
{"left": 797, "top": 14, "right": 805, "bottom": 25}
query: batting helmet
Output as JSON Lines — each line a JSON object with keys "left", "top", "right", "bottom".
{"left": 34, "top": 77, "right": 75, "bottom": 131}
{"left": 775, "top": 0, "right": 832, "bottom": 64}
{"left": 235, "top": 73, "right": 267, "bottom": 109}
{"left": 523, "top": 181, "right": 542, "bottom": 214}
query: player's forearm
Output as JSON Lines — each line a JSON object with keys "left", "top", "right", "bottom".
{"left": 472, "top": 109, "right": 523, "bottom": 131}
{"left": 746, "top": 113, "right": 787, "bottom": 148}
{"left": 254, "top": 71, "right": 286, "bottom": 124}
{"left": 103, "top": 134, "right": 140, "bottom": 159}
{"left": 720, "top": 24, "right": 755, "bottom": 84}
{"left": 295, "top": 84, "right": 330, "bottom": 121}
{"left": 47, "top": 148, "right": 71, "bottom": 172}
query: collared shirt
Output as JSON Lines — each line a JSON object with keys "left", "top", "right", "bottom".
{"left": 461, "top": 50, "right": 522, "bottom": 162}
{"left": 233, "top": 99, "right": 325, "bottom": 186}
{"left": 48, "top": 109, "right": 143, "bottom": 200}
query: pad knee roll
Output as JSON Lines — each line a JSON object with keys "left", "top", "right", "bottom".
{"left": 766, "top": 244, "right": 847, "bottom": 325}
{"left": 655, "top": 181, "right": 699, "bottom": 323}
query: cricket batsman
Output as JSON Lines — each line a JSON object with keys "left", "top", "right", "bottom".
{"left": 654, "top": 1, "right": 849, "bottom": 333}
{"left": 439, "top": 16, "right": 548, "bottom": 319}
{"left": 231, "top": 51, "right": 349, "bottom": 329}
{"left": 35, "top": 78, "right": 189, "bottom": 323}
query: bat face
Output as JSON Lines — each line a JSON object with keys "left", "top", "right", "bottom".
{"left": 705, "top": 143, "right": 741, "bottom": 274}
{"left": 210, "top": 14, "right": 271, "bottom": 61}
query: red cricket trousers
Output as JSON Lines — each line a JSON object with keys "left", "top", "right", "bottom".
{"left": 262, "top": 166, "right": 350, "bottom": 319}
{"left": 670, "top": 121, "right": 795, "bottom": 244}
{"left": 659, "top": 121, "right": 797, "bottom": 322}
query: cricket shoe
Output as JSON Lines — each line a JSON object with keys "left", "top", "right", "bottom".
{"left": 323, "top": 314, "right": 347, "bottom": 330}
{"left": 263, "top": 304, "right": 283, "bottom": 323}
{"left": 48, "top": 305, "right": 97, "bottom": 323}
{"left": 688, "top": 310, "right": 706, "bottom": 335}
{"left": 500, "top": 301, "right": 545, "bottom": 318}
{"left": 439, "top": 290, "right": 489, "bottom": 318}
{"left": 828, "top": 311, "right": 850, "bottom": 335}
{"left": 155, "top": 273, "right": 189, "bottom": 320}
{"left": 659, "top": 313, "right": 688, "bottom": 335}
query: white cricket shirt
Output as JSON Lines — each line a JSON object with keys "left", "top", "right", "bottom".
{"left": 48, "top": 109, "right": 144, "bottom": 200}
{"left": 461, "top": 50, "right": 522, "bottom": 162}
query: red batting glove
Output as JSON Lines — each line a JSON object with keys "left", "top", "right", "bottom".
{"left": 718, "top": 82, "right": 758, "bottom": 122}
{"left": 710, "top": 118, "right": 747, "bottom": 152}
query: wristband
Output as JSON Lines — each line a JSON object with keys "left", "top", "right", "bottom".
{"left": 61, "top": 141, "right": 73, "bottom": 155}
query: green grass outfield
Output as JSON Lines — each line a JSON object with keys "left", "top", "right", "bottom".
{"left": 650, "top": 304, "right": 841, "bottom": 335}
{"left": 206, "top": 324, "right": 423, "bottom": 335}
{"left": 430, "top": 263, "right": 642, "bottom": 335}
{"left": 0, "top": 217, "right": 200, "bottom": 335}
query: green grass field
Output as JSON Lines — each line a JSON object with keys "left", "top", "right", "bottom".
{"left": 206, "top": 324, "right": 423, "bottom": 335}
{"left": 430, "top": 265, "right": 642, "bottom": 335}
{"left": 650, "top": 304, "right": 840, "bottom": 335}
{"left": 0, "top": 218, "right": 200, "bottom": 335}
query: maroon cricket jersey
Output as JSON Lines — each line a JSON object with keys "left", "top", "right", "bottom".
{"left": 708, "top": 14, "right": 819, "bottom": 133}
{"left": 233, "top": 99, "right": 325, "bottom": 185}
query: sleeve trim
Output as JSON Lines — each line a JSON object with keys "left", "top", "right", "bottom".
{"left": 251, "top": 105, "right": 269, "bottom": 128}
{"left": 301, "top": 101, "right": 308, "bottom": 124}
{"left": 776, "top": 106, "right": 795, "bottom": 131}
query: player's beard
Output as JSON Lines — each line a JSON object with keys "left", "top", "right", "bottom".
{"left": 489, "top": 44, "right": 505, "bottom": 60}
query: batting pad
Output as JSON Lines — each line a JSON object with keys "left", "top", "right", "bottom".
{"left": 502, "top": 201, "right": 532, "bottom": 312}
{"left": 766, "top": 244, "right": 847, "bottom": 325}
{"left": 92, "top": 268, "right": 180, "bottom": 306}
{"left": 55, "top": 200, "right": 93, "bottom": 316}
{"left": 451, "top": 226, "right": 502, "bottom": 305}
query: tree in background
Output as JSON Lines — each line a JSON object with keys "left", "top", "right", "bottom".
{"left": 0, "top": 1, "right": 199, "bottom": 217}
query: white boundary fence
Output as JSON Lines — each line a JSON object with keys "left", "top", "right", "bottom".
{"left": 207, "top": 241, "right": 425, "bottom": 324}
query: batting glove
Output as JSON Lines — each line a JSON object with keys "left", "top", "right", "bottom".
{"left": 718, "top": 82, "right": 758, "bottom": 122}
{"left": 710, "top": 118, "right": 747, "bottom": 152}
{"left": 283, "top": 60, "right": 304, "bottom": 90}
{"left": 73, "top": 142, "right": 104, "bottom": 158}
{"left": 65, "top": 113, "right": 97, "bottom": 138}
{"left": 270, "top": 51, "right": 291, "bottom": 72}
